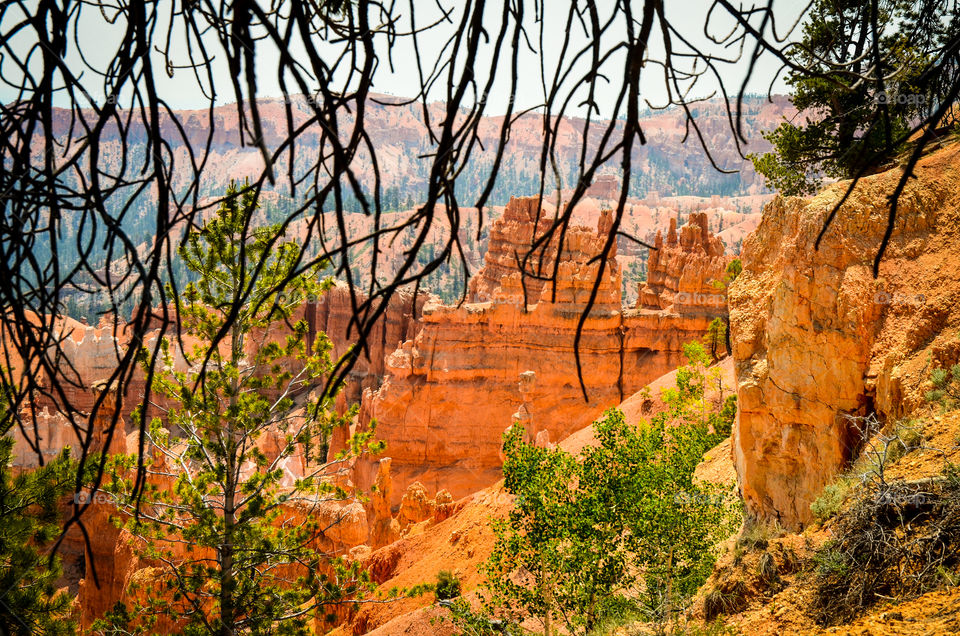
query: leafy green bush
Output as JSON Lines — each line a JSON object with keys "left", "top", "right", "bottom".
{"left": 477, "top": 344, "right": 741, "bottom": 635}
{"left": 712, "top": 395, "right": 737, "bottom": 439}
{"left": 810, "top": 478, "right": 853, "bottom": 522}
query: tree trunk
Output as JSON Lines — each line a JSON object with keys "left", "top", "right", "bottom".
{"left": 221, "top": 319, "right": 243, "bottom": 636}
{"left": 723, "top": 315, "right": 732, "bottom": 357}
{"left": 221, "top": 485, "right": 236, "bottom": 636}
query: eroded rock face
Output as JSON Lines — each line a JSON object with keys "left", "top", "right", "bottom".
{"left": 398, "top": 482, "right": 435, "bottom": 530}
{"left": 729, "top": 148, "right": 960, "bottom": 529}
{"left": 306, "top": 283, "right": 426, "bottom": 405}
{"left": 639, "top": 212, "right": 729, "bottom": 313}
{"left": 363, "top": 196, "right": 732, "bottom": 505}
{"left": 11, "top": 286, "right": 419, "bottom": 471}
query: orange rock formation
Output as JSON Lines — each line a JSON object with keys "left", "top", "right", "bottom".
{"left": 11, "top": 286, "right": 420, "bottom": 471}
{"left": 729, "top": 144, "right": 960, "bottom": 529}
{"left": 639, "top": 213, "right": 729, "bottom": 312}
{"left": 362, "top": 197, "right": 731, "bottom": 505}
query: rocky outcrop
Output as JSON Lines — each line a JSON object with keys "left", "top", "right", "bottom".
{"left": 72, "top": 388, "right": 138, "bottom": 629}
{"left": 362, "top": 196, "right": 732, "bottom": 505}
{"left": 729, "top": 145, "right": 960, "bottom": 529}
{"left": 585, "top": 174, "right": 621, "bottom": 200}
{"left": 465, "top": 196, "right": 610, "bottom": 307}
{"left": 306, "top": 283, "right": 426, "bottom": 404}
{"left": 397, "top": 482, "right": 435, "bottom": 530}
{"left": 639, "top": 213, "right": 729, "bottom": 314}
{"left": 11, "top": 379, "right": 129, "bottom": 469}
{"left": 11, "top": 285, "right": 419, "bottom": 471}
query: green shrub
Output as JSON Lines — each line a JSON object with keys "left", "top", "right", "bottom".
{"left": 926, "top": 364, "right": 960, "bottom": 409}
{"left": 702, "top": 579, "right": 749, "bottom": 621}
{"left": 887, "top": 421, "right": 923, "bottom": 463}
{"left": 478, "top": 344, "right": 741, "bottom": 635}
{"left": 813, "top": 547, "right": 848, "bottom": 579}
{"left": 735, "top": 520, "right": 783, "bottom": 552}
{"left": 435, "top": 570, "right": 462, "bottom": 601}
{"left": 810, "top": 478, "right": 853, "bottom": 522}
{"left": 711, "top": 395, "right": 737, "bottom": 438}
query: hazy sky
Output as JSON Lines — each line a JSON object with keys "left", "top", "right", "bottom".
{"left": 1, "top": 1, "right": 801, "bottom": 116}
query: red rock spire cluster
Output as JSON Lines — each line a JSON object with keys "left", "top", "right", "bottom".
{"left": 362, "top": 197, "right": 730, "bottom": 505}
{"left": 638, "top": 211, "right": 729, "bottom": 315}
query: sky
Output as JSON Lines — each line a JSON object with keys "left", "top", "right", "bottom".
{"left": 1, "top": 1, "right": 803, "bottom": 118}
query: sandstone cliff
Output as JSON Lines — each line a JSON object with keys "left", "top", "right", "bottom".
{"left": 362, "top": 196, "right": 732, "bottom": 505}
{"left": 729, "top": 144, "right": 960, "bottom": 529}
{"left": 306, "top": 282, "right": 426, "bottom": 405}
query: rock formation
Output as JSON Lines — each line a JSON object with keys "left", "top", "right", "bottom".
{"left": 585, "top": 174, "right": 621, "bottom": 200}
{"left": 729, "top": 146, "right": 960, "bottom": 529}
{"left": 10, "top": 286, "right": 420, "bottom": 471}
{"left": 72, "top": 387, "right": 138, "bottom": 629}
{"left": 512, "top": 370, "right": 537, "bottom": 439}
{"left": 306, "top": 283, "right": 426, "bottom": 404}
{"left": 362, "top": 196, "right": 732, "bottom": 505}
{"left": 639, "top": 212, "right": 729, "bottom": 313}
{"left": 397, "top": 482, "right": 435, "bottom": 530}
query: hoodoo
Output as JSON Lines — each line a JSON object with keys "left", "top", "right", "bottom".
{"left": 362, "top": 196, "right": 733, "bottom": 504}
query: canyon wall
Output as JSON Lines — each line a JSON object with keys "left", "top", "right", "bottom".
{"left": 362, "top": 197, "right": 731, "bottom": 505}
{"left": 305, "top": 282, "right": 426, "bottom": 405}
{"left": 729, "top": 145, "right": 960, "bottom": 529}
{"left": 29, "top": 194, "right": 742, "bottom": 627}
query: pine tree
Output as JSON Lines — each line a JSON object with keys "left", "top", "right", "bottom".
{"left": 748, "top": 0, "right": 959, "bottom": 195}
{"left": 99, "top": 180, "right": 377, "bottom": 635}
{"left": 703, "top": 317, "right": 727, "bottom": 362}
{"left": 709, "top": 258, "right": 741, "bottom": 358}
{"left": 0, "top": 385, "right": 81, "bottom": 636}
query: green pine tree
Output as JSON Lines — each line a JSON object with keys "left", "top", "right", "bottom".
{"left": 98, "top": 180, "right": 377, "bottom": 635}
{"left": 748, "top": 0, "right": 958, "bottom": 196}
{"left": 0, "top": 384, "right": 82, "bottom": 636}
{"left": 703, "top": 317, "right": 727, "bottom": 362}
